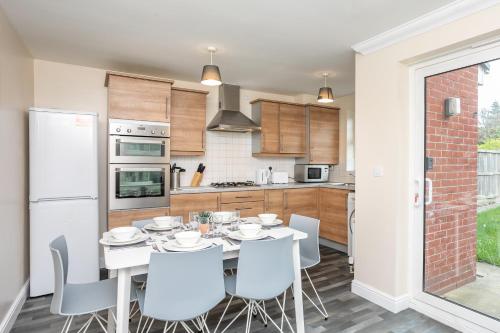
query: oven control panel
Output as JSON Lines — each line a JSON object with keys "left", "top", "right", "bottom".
{"left": 109, "top": 119, "right": 170, "bottom": 138}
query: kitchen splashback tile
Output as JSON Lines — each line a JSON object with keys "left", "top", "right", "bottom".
{"left": 171, "top": 131, "right": 295, "bottom": 186}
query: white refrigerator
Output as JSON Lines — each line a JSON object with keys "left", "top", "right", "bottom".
{"left": 29, "top": 108, "right": 99, "bottom": 297}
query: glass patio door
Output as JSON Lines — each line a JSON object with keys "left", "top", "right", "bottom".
{"left": 413, "top": 42, "right": 500, "bottom": 332}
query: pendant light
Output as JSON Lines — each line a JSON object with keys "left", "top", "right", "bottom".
{"left": 317, "top": 72, "right": 335, "bottom": 103}
{"left": 201, "top": 46, "right": 222, "bottom": 86}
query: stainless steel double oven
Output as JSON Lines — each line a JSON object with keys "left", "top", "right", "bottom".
{"left": 108, "top": 119, "right": 170, "bottom": 210}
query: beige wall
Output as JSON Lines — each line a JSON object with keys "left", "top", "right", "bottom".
{"left": 0, "top": 8, "right": 33, "bottom": 323}
{"left": 33, "top": 60, "right": 108, "bottom": 234}
{"left": 355, "top": 5, "right": 500, "bottom": 297}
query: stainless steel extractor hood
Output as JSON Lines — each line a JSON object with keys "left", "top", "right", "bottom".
{"left": 207, "top": 84, "right": 261, "bottom": 132}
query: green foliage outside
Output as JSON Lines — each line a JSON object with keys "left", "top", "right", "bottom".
{"left": 477, "top": 207, "right": 500, "bottom": 266}
{"left": 479, "top": 138, "right": 500, "bottom": 150}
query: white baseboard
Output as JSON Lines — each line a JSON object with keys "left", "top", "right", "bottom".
{"left": 410, "top": 298, "right": 498, "bottom": 333}
{"left": 0, "top": 280, "right": 29, "bottom": 333}
{"left": 351, "top": 279, "right": 410, "bottom": 313}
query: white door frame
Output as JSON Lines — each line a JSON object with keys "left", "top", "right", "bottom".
{"left": 409, "top": 40, "right": 500, "bottom": 333}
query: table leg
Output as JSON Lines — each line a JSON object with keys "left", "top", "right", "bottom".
{"left": 292, "top": 240, "right": 305, "bottom": 333}
{"left": 116, "top": 268, "right": 131, "bottom": 333}
{"left": 107, "top": 269, "right": 117, "bottom": 332}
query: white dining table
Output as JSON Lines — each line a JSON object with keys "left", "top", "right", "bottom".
{"left": 103, "top": 226, "right": 307, "bottom": 333}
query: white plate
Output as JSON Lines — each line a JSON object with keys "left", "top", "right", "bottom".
{"left": 144, "top": 223, "right": 175, "bottom": 231}
{"left": 228, "top": 230, "right": 269, "bottom": 241}
{"left": 100, "top": 233, "right": 149, "bottom": 246}
{"left": 163, "top": 239, "right": 212, "bottom": 252}
{"left": 259, "top": 218, "right": 283, "bottom": 227}
{"left": 110, "top": 232, "right": 142, "bottom": 243}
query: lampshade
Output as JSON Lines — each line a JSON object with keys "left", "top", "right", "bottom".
{"left": 201, "top": 64, "right": 222, "bottom": 86}
{"left": 317, "top": 72, "right": 335, "bottom": 103}
{"left": 317, "top": 87, "right": 334, "bottom": 103}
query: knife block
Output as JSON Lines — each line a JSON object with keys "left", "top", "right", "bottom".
{"left": 190, "top": 172, "right": 203, "bottom": 187}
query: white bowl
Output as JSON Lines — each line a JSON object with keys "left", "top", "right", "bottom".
{"left": 239, "top": 223, "right": 262, "bottom": 237}
{"left": 110, "top": 227, "right": 138, "bottom": 241}
{"left": 153, "top": 216, "right": 174, "bottom": 227}
{"left": 175, "top": 231, "right": 201, "bottom": 247}
{"left": 258, "top": 213, "right": 277, "bottom": 224}
{"left": 213, "top": 211, "right": 235, "bottom": 223}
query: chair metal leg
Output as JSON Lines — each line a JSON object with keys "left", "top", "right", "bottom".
{"left": 214, "top": 295, "right": 233, "bottom": 333}
{"left": 145, "top": 318, "right": 155, "bottom": 333}
{"left": 141, "top": 317, "right": 152, "bottom": 333}
{"left": 200, "top": 315, "right": 211, "bottom": 333}
{"left": 95, "top": 313, "right": 109, "bottom": 333}
{"left": 136, "top": 315, "right": 144, "bottom": 333}
{"left": 275, "top": 292, "right": 294, "bottom": 333}
{"left": 219, "top": 301, "right": 249, "bottom": 333}
{"left": 304, "top": 269, "right": 328, "bottom": 319}
{"left": 61, "top": 315, "right": 73, "bottom": 333}
{"left": 180, "top": 321, "right": 196, "bottom": 333}
{"left": 253, "top": 301, "right": 285, "bottom": 333}
{"left": 245, "top": 301, "right": 253, "bottom": 333}
{"left": 76, "top": 315, "right": 94, "bottom": 333}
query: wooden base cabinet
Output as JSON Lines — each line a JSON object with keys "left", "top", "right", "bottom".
{"left": 219, "top": 190, "right": 265, "bottom": 218}
{"left": 319, "top": 188, "right": 349, "bottom": 245}
{"left": 265, "top": 190, "right": 284, "bottom": 221}
{"left": 108, "top": 207, "right": 170, "bottom": 230}
{"left": 283, "top": 188, "right": 319, "bottom": 225}
{"left": 170, "top": 193, "right": 220, "bottom": 222}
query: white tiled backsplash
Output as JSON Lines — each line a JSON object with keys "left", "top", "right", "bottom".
{"left": 172, "top": 131, "right": 296, "bottom": 186}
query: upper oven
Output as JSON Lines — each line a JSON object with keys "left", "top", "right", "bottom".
{"left": 108, "top": 119, "right": 170, "bottom": 164}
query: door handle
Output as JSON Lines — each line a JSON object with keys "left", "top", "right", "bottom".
{"left": 425, "top": 178, "right": 433, "bottom": 205}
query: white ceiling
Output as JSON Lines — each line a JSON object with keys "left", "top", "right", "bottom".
{"left": 1, "top": 0, "right": 456, "bottom": 96}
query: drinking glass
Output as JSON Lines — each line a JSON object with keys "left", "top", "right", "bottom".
{"left": 212, "top": 213, "right": 224, "bottom": 237}
{"left": 230, "top": 211, "right": 240, "bottom": 231}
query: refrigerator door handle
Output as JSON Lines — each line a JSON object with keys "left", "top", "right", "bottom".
{"left": 31, "top": 196, "right": 98, "bottom": 202}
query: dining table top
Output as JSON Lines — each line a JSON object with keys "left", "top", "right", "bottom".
{"left": 102, "top": 225, "right": 308, "bottom": 271}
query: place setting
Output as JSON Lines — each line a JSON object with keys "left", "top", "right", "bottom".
{"left": 99, "top": 226, "right": 150, "bottom": 249}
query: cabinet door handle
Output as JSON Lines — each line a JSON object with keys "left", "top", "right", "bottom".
{"left": 235, "top": 196, "right": 251, "bottom": 199}
{"left": 217, "top": 195, "right": 220, "bottom": 209}
{"left": 284, "top": 192, "right": 288, "bottom": 209}
{"left": 236, "top": 207, "right": 252, "bottom": 211}
{"left": 202, "top": 130, "right": 205, "bottom": 150}
{"left": 166, "top": 96, "right": 170, "bottom": 120}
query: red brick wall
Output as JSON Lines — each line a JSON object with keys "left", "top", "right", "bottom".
{"left": 424, "top": 66, "right": 478, "bottom": 295}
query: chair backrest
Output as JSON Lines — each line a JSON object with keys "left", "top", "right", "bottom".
{"left": 236, "top": 235, "right": 294, "bottom": 300}
{"left": 143, "top": 245, "right": 225, "bottom": 321}
{"left": 289, "top": 214, "right": 320, "bottom": 266}
{"left": 132, "top": 219, "right": 152, "bottom": 229}
{"left": 49, "top": 235, "right": 69, "bottom": 315}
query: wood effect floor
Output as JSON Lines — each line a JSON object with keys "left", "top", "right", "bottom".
{"left": 12, "top": 247, "right": 459, "bottom": 333}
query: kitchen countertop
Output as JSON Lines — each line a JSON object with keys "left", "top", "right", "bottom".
{"left": 170, "top": 182, "right": 354, "bottom": 195}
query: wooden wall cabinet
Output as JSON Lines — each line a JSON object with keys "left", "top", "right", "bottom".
{"left": 105, "top": 72, "right": 173, "bottom": 122}
{"left": 251, "top": 99, "right": 306, "bottom": 157}
{"left": 264, "top": 189, "right": 284, "bottom": 221}
{"left": 108, "top": 207, "right": 170, "bottom": 230}
{"left": 170, "top": 193, "right": 221, "bottom": 222}
{"left": 283, "top": 188, "right": 319, "bottom": 225}
{"left": 170, "top": 87, "right": 208, "bottom": 156}
{"left": 297, "top": 104, "right": 340, "bottom": 165}
{"left": 319, "top": 188, "right": 349, "bottom": 244}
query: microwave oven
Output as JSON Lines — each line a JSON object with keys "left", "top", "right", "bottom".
{"left": 294, "top": 164, "right": 329, "bottom": 183}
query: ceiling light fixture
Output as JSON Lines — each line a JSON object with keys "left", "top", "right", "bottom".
{"left": 317, "top": 73, "right": 335, "bottom": 103}
{"left": 201, "top": 46, "right": 222, "bottom": 86}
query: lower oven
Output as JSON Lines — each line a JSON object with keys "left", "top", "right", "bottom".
{"left": 109, "top": 164, "right": 170, "bottom": 210}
